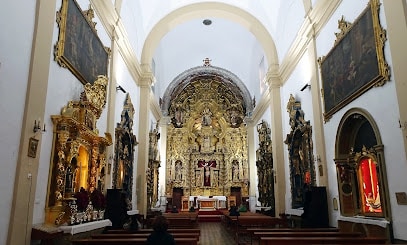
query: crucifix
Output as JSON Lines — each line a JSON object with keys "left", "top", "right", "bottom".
{"left": 198, "top": 160, "right": 216, "bottom": 186}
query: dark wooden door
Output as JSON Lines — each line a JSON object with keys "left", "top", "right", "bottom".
{"left": 230, "top": 187, "right": 242, "bottom": 207}
{"left": 172, "top": 188, "right": 183, "bottom": 209}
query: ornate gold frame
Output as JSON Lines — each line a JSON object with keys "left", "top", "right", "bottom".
{"left": 54, "top": 0, "right": 109, "bottom": 85}
{"left": 318, "top": 0, "right": 390, "bottom": 121}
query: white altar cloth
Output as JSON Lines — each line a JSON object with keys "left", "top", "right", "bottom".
{"left": 59, "top": 219, "right": 112, "bottom": 235}
{"left": 127, "top": 210, "right": 139, "bottom": 215}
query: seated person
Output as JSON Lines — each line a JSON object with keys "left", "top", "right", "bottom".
{"left": 171, "top": 205, "right": 179, "bottom": 213}
{"left": 147, "top": 215, "right": 175, "bottom": 245}
{"left": 229, "top": 205, "right": 240, "bottom": 216}
{"left": 238, "top": 204, "right": 247, "bottom": 212}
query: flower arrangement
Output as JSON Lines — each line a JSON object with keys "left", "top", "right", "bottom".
{"left": 90, "top": 189, "right": 106, "bottom": 210}
{"left": 74, "top": 187, "right": 89, "bottom": 212}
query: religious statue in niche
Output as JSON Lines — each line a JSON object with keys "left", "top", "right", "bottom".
{"left": 195, "top": 170, "right": 202, "bottom": 186}
{"left": 227, "top": 104, "right": 243, "bottom": 128}
{"left": 284, "top": 94, "right": 315, "bottom": 209}
{"left": 171, "top": 103, "right": 184, "bottom": 128}
{"left": 198, "top": 160, "right": 216, "bottom": 186}
{"left": 175, "top": 160, "right": 183, "bottom": 180}
{"left": 202, "top": 107, "right": 212, "bottom": 126}
{"left": 232, "top": 160, "right": 240, "bottom": 181}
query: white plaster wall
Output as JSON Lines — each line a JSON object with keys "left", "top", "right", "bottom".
{"left": 270, "top": 0, "right": 305, "bottom": 64}
{"left": 248, "top": 41, "right": 268, "bottom": 105}
{"left": 120, "top": 0, "right": 145, "bottom": 59}
{"left": 0, "top": 1, "right": 36, "bottom": 243}
{"left": 315, "top": 0, "right": 407, "bottom": 240}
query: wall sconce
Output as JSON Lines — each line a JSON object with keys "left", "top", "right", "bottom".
{"left": 300, "top": 83, "right": 311, "bottom": 91}
{"left": 399, "top": 120, "right": 407, "bottom": 130}
{"left": 33, "top": 119, "right": 46, "bottom": 133}
{"left": 116, "top": 85, "right": 126, "bottom": 93}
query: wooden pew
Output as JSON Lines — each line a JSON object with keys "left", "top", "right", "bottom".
{"left": 105, "top": 228, "right": 201, "bottom": 236}
{"left": 259, "top": 236, "right": 387, "bottom": 245}
{"left": 228, "top": 215, "right": 286, "bottom": 244}
{"left": 91, "top": 232, "right": 200, "bottom": 241}
{"left": 72, "top": 237, "right": 198, "bottom": 245}
{"left": 254, "top": 231, "right": 362, "bottom": 238}
{"left": 247, "top": 227, "right": 340, "bottom": 243}
{"left": 146, "top": 216, "right": 198, "bottom": 228}
{"left": 246, "top": 227, "right": 340, "bottom": 233}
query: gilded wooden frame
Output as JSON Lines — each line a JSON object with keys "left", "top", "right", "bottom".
{"left": 318, "top": 0, "right": 390, "bottom": 121}
{"left": 54, "top": 0, "right": 109, "bottom": 85}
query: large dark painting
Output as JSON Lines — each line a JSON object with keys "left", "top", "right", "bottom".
{"left": 318, "top": 0, "right": 389, "bottom": 121}
{"left": 54, "top": 0, "right": 109, "bottom": 85}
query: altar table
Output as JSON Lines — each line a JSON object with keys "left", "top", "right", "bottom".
{"left": 197, "top": 198, "right": 217, "bottom": 210}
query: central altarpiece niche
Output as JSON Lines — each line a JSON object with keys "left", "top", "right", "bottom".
{"left": 166, "top": 78, "right": 249, "bottom": 197}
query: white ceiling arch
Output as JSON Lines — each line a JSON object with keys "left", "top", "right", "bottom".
{"left": 140, "top": 2, "right": 279, "bottom": 73}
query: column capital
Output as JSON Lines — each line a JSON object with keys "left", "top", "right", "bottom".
{"left": 139, "top": 63, "right": 155, "bottom": 88}
{"left": 265, "top": 64, "right": 282, "bottom": 89}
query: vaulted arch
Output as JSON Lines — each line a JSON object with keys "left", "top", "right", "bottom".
{"left": 141, "top": 2, "right": 279, "bottom": 72}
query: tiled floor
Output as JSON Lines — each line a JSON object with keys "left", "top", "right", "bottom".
{"left": 199, "top": 221, "right": 236, "bottom": 245}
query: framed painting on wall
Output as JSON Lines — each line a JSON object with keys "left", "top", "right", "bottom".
{"left": 54, "top": 0, "right": 109, "bottom": 85}
{"left": 318, "top": 0, "right": 390, "bottom": 121}
{"left": 28, "top": 137, "right": 39, "bottom": 158}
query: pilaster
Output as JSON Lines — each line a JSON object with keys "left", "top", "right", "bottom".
{"left": 382, "top": 0, "right": 407, "bottom": 160}
{"left": 307, "top": 26, "right": 328, "bottom": 187}
{"left": 136, "top": 66, "right": 154, "bottom": 217}
{"left": 267, "top": 74, "right": 286, "bottom": 215}
{"left": 246, "top": 124, "right": 257, "bottom": 201}
{"left": 7, "top": 1, "right": 56, "bottom": 244}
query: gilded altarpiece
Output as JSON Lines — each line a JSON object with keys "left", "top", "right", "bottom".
{"left": 47, "top": 76, "right": 112, "bottom": 225}
{"left": 284, "top": 94, "right": 315, "bottom": 209}
{"left": 112, "top": 94, "right": 138, "bottom": 204}
{"left": 165, "top": 78, "right": 249, "bottom": 197}
{"left": 147, "top": 125, "right": 160, "bottom": 210}
{"left": 256, "top": 120, "right": 275, "bottom": 208}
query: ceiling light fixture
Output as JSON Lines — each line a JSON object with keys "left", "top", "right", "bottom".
{"left": 203, "top": 19, "right": 212, "bottom": 26}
